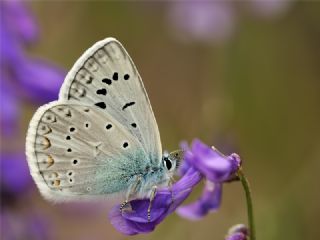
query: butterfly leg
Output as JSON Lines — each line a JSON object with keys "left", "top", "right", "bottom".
{"left": 119, "top": 200, "right": 129, "bottom": 213}
{"left": 169, "top": 176, "right": 176, "bottom": 186}
{"left": 147, "top": 185, "right": 157, "bottom": 222}
{"left": 120, "top": 175, "right": 142, "bottom": 213}
{"left": 168, "top": 177, "right": 175, "bottom": 203}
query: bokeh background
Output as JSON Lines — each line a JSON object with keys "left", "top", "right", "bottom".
{"left": 1, "top": 1, "right": 319, "bottom": 240}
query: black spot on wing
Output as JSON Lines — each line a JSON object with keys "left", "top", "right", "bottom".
{"left": 96, "top": 88, "right": 107, "bottom": 95}
{"left": 112, "top": 72, "right": 118, "bottom": 80}
{"left": 102, "top": 78, "right": 112, "bottom": 85}
{"left": 122, "top": 102, "right": 135, "bottom": 110}
{"left": 95, "top": 102, "right": 106, "bottom": 109}
{"left": 124, "top": 74, "right": 130, "bottom": 80}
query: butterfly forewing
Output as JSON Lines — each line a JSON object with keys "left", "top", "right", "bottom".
{"left": 59, "top": 38, "right": 162, "bottom": 163}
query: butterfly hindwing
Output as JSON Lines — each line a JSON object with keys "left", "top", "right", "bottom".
{"left": 59, "top": 38, "right": 162, "bottom": 164}
{"left": 26, "top": 102, "right": 149, "bottom": 201}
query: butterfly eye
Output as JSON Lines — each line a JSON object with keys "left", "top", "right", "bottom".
{"left": 164, "top": 158, "right": 172, "bottom": 171}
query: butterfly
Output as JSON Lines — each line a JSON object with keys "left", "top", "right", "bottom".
{"left": 25, "top": 38, "right": 183, "bottom": 217}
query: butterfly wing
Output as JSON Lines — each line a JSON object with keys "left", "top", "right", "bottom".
{"left": 59, "top": 38, "right": 162, "bottom": 163}
{"left": 26, "top": 38, "right": 162, "bottom": 201}
{"left": 26, "top": 102, "right": 149, "bottom": 201}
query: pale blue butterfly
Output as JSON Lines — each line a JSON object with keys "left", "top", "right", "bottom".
{"left": 25, "top": 38, "right": 182, "bottom": 219}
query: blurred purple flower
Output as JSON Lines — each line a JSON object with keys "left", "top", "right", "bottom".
{"left": 226, "top": 233, "right": 247, "bottom": 240}
{"left": 0, "top": 80, "right": 20, "bottom": 136}
{"left": 1, "top": 210, "right": 51, "bottom": 240}
{"left": 0, "top": 0, "right": 65, "bottom": 136}
{"left": 166, "top": 0, "right": 292, "bottom": 44}
{"left": 14, "top": 57, "right": 66, "bottom": 103}
{"left": 225, "top": 224, "right": 249, "bottom": 240}
{"left": 250, "top": 0, "right": 292, "bottom": 19}
{"left": 0, "top": 0, "right": 38, "bottom": 45}
{"left": 0, "top": 153, "right": 32, "bottom": 198}
{"left": 167, "top": 1, "right": 235, "bottom": 43}
{"left": 0, "top": 17, "right": 22, "bottom": 65}
{"left": 176, "top": 139, "right": 240, "bottom": 220}
{"left": 0, "top": 152, "right": 51, "bottom": 239}
{"left": 109, "top": 168, "right": 202, "bottom": 235}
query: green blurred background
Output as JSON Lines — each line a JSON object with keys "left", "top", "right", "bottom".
{"left": 2, "top": 1, "right": 320, "bottom": 239}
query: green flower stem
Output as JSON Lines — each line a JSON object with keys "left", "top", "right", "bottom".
{"left": 238, "top": 169, "right": 256, "bottom": 240}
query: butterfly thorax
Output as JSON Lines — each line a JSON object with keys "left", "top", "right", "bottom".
{"left": 127, "top": 150, "right": 183, "bottom": 200}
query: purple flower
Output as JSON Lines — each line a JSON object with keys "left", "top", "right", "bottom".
{"left": 109, "top": 139, "right": 242, "bottom": 235}
{"left": 250, "top": 0, "right": 292, "bottom": 19}
{"left": 176, "top": 139, "right": 240, "bottom": 220}
{"left": 109, "top": 168, "right": 202, "bottom": 235}
{"left": 225, "top": 233, "right": 247, "bottom": 240}
{"left": 166, "top": 0, "right": 293, "bottom": 44}
{"left": 0, "top": 0, "right": 38, "bottom": 45}
{"left": 14, "top": 57, "right": 66, "bottom": 103}
{"left": 0, "top": 0, "right": 65, "bottom": 136}
{"left": 1, "top": 210, "right": 51, "bottom": 240}
{"left": 0, "top": 0, "right": 65, "bottom": 103}
{"left": 0, "top": 80, "right": 20, "bottom": 136}
{"left": 182, "top": 139, "right": 241, "bottom": 182}
{"left": 225, "top": 224, "right": 249, "bottom": 240}
{"left": 167, "top": 1, "right": 235, "bottom": 43}
{"left": 0, "top": 153, "right": 32, "bottom": 198}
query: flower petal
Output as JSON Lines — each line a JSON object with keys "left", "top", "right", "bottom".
{"left": 109, "top": 168, "right": 202, "bottom": 235}
{"left": 250, "top": 0, "right": 291, "bottom": 19}
{"left": 1, "top": 0, "right": 38, "bottom": 44}
{"left": 176, "top": 181, "right": 222, "bottom": 220}
{"left": 1, "top": 210, "right": 51, "bottom": 240}
{"left": 225, "top": 232, "right": 247, "bottom": 240}
{"left": 189, "top": 139, "right": 233, "bottom": 182}
{"left": 14, "top": 57, "right": 65, "bottom": 103}
{"left": 109, "top": 205, "right": 156, "bottom": 235}
{"left": 122, "top": 193, "right": 171, "bottom": 223}
{"left": 168, "top": 168, "right": 202, "bottom": 213}
{"left": 1, "top": 153, "right": 32, "bottom": 196}
{"left": 0, "top": 79, "right": 20, "bottom": 136}
{"left": 121, "top": 168, "right": 201, "bottom": 223}
{"left": 227, "top": 224, "right": 249, "bottom": 237}
{"left": 167, "top": 1, "right": 235, "bottom": 43}
{"left": 0, "top": 18, "right": 23, "bottom": 64}
{"left": 109, "top": 206, "right": 140, "bottom": 235}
